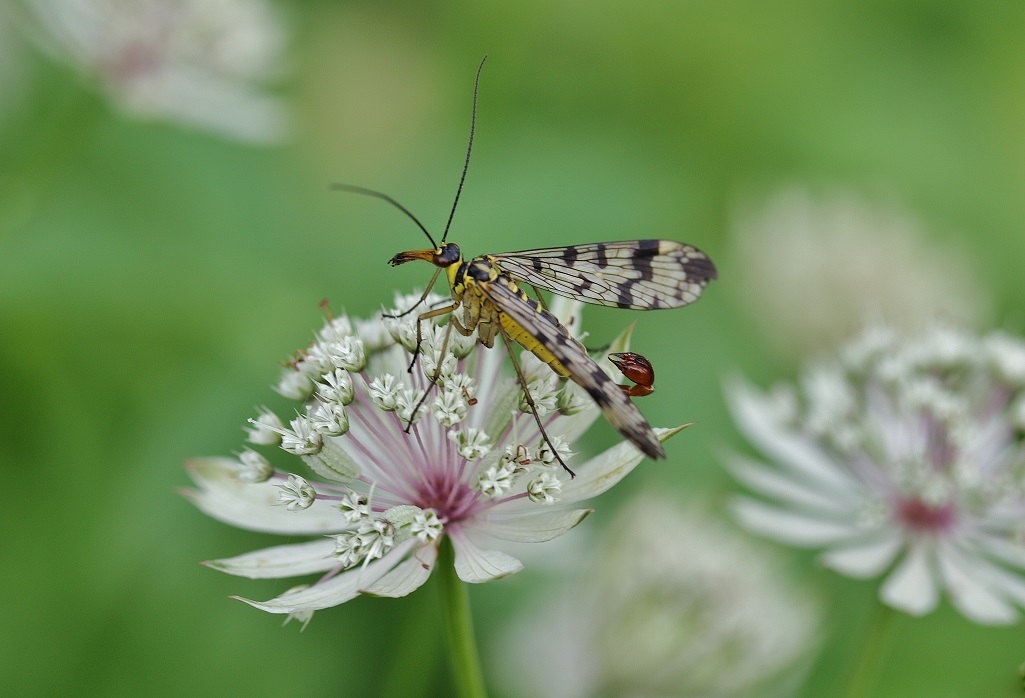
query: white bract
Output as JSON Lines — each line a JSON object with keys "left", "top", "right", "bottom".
{"left": 498, "top": 494, "right": 819, "bottom": 698}
{"left": 16, "top": 0, "right": 289, "bottom": 143}
{"left": 184, "top": 291, "right": 684, "bottom": 618}
{"left": 727, "top": 325, "right": 1025, "bottom": 624}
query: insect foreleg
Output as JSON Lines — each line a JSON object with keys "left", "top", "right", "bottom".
{"left": 448, "top": 314, "right": 475, "bottom": 337}
{"left": 500, "top": 327, "right": 576, "bottom": 478}
{"left": 530, "top": 286, "right": 550, "bottom": 311}
{"left": 407, "top": 302, "right": 460, "bottom": 374}
{"left": 383, "top": 267, "right": 444, "bottom": 320}
{"left": 404, "top": 317, "right": 458, "bottom": 432}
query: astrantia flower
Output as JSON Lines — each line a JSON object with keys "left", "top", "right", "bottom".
{"left": 14, "top": 0, "right": 289, "bottom": 143}
{"left": 729, "top": 188, "right": 988, "bottom": 356}
{"left": 184, "top": 291, "right": 684, "bottom": 618}
{"left": 726, "top": 325, "right": 1025, "bottom": 624}
{"left": 498, "top": 494, "right": 819, "bottom": 698}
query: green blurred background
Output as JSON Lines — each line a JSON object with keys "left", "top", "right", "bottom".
{"left": 2, "top": 1, "right": 1023, "bottom": 696}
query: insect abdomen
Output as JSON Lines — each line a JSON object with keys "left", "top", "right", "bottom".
{"left": 492, "top": 277, "right": 573, "bottom": 378}
{"left": 500, "top": 312, "right": 572, "bottom": 378}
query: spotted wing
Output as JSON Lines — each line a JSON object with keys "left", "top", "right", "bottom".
{"left": 477, "top": 277, "right": 665, "bottom": 459}
{"left": 488, "top": 239, "right": 717, "bottom": 310}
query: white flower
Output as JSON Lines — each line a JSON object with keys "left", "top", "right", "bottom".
{"left": 276, "top": 474, "right": 315, "bottom": 511}
{"left": 307, "top": 402, "right": 349, "bottom": 438}
{"left": 729, "top": 188, "right": 988, "bottom": 356}
{"left": 449, "top": 426, "right": 491, "bottom": 460}
{"left": 0, "top": 20, "right": 31, "bottom": 128}
{"left": 237, "top": 449, "right": 273, "bottom": 483}
{"left": 278, "top": 415, "right": 321, "bottom": 456}
{"left": 497, "top": 494, "right": 819, "bottom": 698}
{"left": 536, "top": 435, "right": 574, "bottom": 467}
{"left": 478, "top": 462, "right": 516, "bottom": 498}
{"left": 726, "top": 325, "right": 1025, "bottom": 625}
{"left": 431, "top": 387, "right": 469, "bottom": 427}
{"left": 245, "top": 406, "right": 284, "bottom": 446}
{"left": 337, "top": 492, "right": 369, "bottom": 524}
{"left": 15, "top": 0, "right": 290, "bottom": 143}
{"left": 409, "top": 509, "right": 443, "bottom": 543}
{"left": 519, "top": 375, "right": 560, "bottom": 417}
{"left": 184, "top": 292, "right": 686, "bottom": 617}
{"left": 527, "top": 472, "right": 562, "bottom": 504}
{"left": 315, "top": 368, "right": 354, "bottom": 406}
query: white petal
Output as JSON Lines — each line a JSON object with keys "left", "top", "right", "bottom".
{"left": 206, "top": 539, "right": 338, "bottom": 579}
{"left": 478, "top": 376, "right": 523, "bottom": 438}
{"left": 548, "top": 296, "right": 584, "bottom": 336}
{"left": 970, "top": 531, "right": 1025, "bottom": 570}
{"left": 549, "top": 401, "right": 601, "bottom": 445}
{"left": 730, "top": 497, "right": 859, "bottom": 546}
{"left": 968, "top": 553, "right": 1025, "bottom": 608}
{"left": 880, "top": 542, "right": 938, "bottom": 616}
{"left": 557, "top": 425, "right": 689, "bottom": 503}
{"left": 450, "top": 531, "right": 524, "bottom": 583}
{"left": 474, "top": 509, "right": 592, "bottom": 543}
{"left": 820, "top": 532, "right": 903, "bottom": 578}
{"left": 473, "top": 348, "right": 520, "bottom": 435}
{"left": 127, "top": 65, "right": 290, "bottom": 144}
{"left": 936, "top": 541, "right": 1019, "bottom": 625}
{"left": 182, "top": 458, "right": 343, "bottom": 534}
{"left": 725, "top": 378, "right": 858, "bottom": 493}
{"left": 362, "top": 543, "right": 438, "bottom": 598}
{"left": 235, "top": 540, "right": 415, "bottom": 613}
{"left": 727, "top": 452, "right": 857, "bottom": 512}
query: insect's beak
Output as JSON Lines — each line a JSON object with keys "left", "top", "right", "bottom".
{"left": 388, "top": 249, "right": 435, "bottom": 267}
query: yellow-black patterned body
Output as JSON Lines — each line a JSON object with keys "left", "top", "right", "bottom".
{"left": 388, "top": 239, "right": 717, "bottom": 460}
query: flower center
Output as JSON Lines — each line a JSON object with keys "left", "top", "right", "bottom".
{"left": 896, "top": 498, "right": 956, "bottom": 533}
{"left": 414, "top": 474, "right": 480, "bottom": 523}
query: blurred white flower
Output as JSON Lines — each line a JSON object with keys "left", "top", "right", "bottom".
{"left": 15, "top": 0, "right": 290, "bottom": 143}
{"left": 730, "top": 188, "right": 988, "bottom": 355}
{"left": 184, "top": 290, "right": 684, "bottom": 618}
{"left": 497, "top": 494, "right": 819, "bottom": 698}
{"left": 727, "top": 325, "right": 1025, "bottom": 624}
{"left": 0, "top": 18, "right": 32, "bottom": 127}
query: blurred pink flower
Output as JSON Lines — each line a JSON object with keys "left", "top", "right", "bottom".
{"left": 16, "top": 0, "right": 290, "bottom": 143}
{"left": 498, "top": 494, "right": 819, "bottom": 698}
{"left": 730, "top": 188, "right": 988, "bottom": 355}
{"left": 727, "top": 325, "right": 1025, "bottom": 624}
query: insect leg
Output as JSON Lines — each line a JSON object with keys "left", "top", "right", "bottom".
{"left": 529, "top": 286, "right": 550, "bottom": 312}
{"left": 403, "top": 316, "right": 461, "bottom": 432}
{"left": 499, "top": 327, "right": 576, "bottom": 478}
{"left": 407, "top": 302, "right": 460, "bottom": 374}
{"left": 383, "top": 267, "right": 443, "bottom": 320}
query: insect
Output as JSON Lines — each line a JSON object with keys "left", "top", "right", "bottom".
{"left": 609, "top": 352, "right": 656, "bottom": 398}
{"left": 334, "top": 57, "right": 717, "bottom": 475}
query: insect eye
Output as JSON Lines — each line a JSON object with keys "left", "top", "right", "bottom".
{"left": 435, "top": 243, "right": 461, "bottom": 266}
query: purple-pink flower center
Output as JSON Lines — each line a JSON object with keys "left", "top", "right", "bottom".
{"left": 896, "top": 498, "right": 956, "bottom": 533}
{"left": 414, "top": 473, "right": 482, "bottom": 523}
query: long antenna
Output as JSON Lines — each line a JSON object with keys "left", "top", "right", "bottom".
{"left": 330, "top": 182, "right": 437, "bottom": 248}
{"left": 441, "top": 55, "right": 487, "bottom": 244}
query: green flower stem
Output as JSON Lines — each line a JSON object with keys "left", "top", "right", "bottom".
{"left": 841, "top": 603, "right": 895, "bottom": 698}
{"left": 437, "top": 536, "right": 488, "bottom": 698}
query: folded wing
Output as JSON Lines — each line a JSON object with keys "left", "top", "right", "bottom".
{"left": 488, "top": 239, "right": 717, "bottom": 310}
